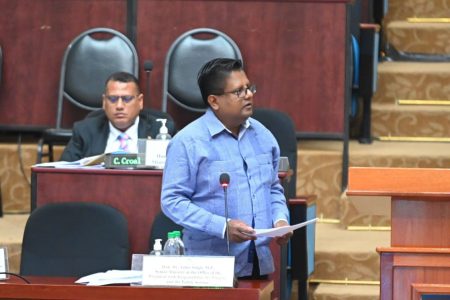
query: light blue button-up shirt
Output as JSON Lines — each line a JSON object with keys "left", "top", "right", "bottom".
{"left": 161, "top": 108, "right": 289, "bottom": 277}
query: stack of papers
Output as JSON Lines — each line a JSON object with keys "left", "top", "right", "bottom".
{"left": 33, "top": 153, "right": 107, "bottom": 169}
{"left": 75, "top": 270, "right": 143, "bottom": 286}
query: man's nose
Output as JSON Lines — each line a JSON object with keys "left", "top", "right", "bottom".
{"left": 115, "top": 99, "right": 125, "bottom": 108}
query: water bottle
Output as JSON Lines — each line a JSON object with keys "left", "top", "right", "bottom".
{"left": 173, "top": 230, "right": 185, "bottom": 255}
{"left": 149, "top": 238, "right": 164, "bottom": 256}
{"left": 163, "top": 231, "right": 178, "bottom": 255}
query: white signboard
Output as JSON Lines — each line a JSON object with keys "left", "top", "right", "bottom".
{"left": 0, "top": 247, "right": 8, "bottom": 280}
{"left": 144, "top": 139, "right": 169, "bottom": 169}
{"left": 142, "top": 255, "right": 235, "bottom": 288}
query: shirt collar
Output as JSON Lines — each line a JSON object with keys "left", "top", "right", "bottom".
{"left": 205, "top": 108, "right": 250, "bottom": 139}
{"left": 108, "top": 116, "right": 140, "bottom": 140}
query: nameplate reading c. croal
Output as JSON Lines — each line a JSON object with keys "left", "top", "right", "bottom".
{"left": 142, "top": 255, "right": 235, "bottom": 288}
{"left": 104, "top": 153, "right": 143, "bottom": 169}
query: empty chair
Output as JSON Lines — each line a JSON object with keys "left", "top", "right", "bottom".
{"left": 37, "top": 27, "right": 139, "bottom": 163}
{"left": 162, "top": 28, "right": 242, "bottom": 113}
{"left": 20, "top": 202, "right": 130, "bottom": 277}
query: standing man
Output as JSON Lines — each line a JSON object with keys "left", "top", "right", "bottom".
{"left": 161, "top": 58, "right": 291, "bottom": 279}
{"left": 61, "top": 71, "right": 175, "bottom": 161}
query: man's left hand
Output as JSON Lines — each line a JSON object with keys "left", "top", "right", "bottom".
{"left": 274, "top": 220, "right": 292, "bottom": 246}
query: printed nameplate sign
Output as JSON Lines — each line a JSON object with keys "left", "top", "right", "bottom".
{"left": 142, "top": 255, "right": 235, "bottom": 287}
{"left": 144, "top": 139, "right": 169, "bottom": 169}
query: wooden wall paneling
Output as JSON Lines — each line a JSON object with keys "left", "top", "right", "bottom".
{"left": 0, "top": 0, "right": 128, "bottom": 128}
{"left": 136, "top": 0, "right": 349, "bottom": 133}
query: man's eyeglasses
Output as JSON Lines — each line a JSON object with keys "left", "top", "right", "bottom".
{"left": 104, "top": 95, "right": 138, "bottom": 104}
{"left": 222, "top": 85, "right": 256, "bottom": 99}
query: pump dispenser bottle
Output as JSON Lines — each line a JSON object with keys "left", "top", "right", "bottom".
{"left": 150, "top": 238, "right": 164, "bottom": 255}
{"left": 156, "top": 119, "right": 172, "bottom": 140}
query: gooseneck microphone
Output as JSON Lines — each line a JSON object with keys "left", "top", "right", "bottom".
{"left": 219, "top": 173, "right": 231, "bottom": 255}
{"left": 143, "top": 60, "right": 154, "bottom": 105}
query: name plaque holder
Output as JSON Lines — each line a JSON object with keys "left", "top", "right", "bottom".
{"left": 0, "top": 247, "right": 8, "bottom": 280}
{"left": 142, "top": 255, "right": 235, "bottom": 288}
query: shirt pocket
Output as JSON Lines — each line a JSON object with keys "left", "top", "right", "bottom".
{"left": 255, "top": 153, "right": 274, "bottom": 186}
{"left": 207, "top": 160, "right": 240, "bottom": 196}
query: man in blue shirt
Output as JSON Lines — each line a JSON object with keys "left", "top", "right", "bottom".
{"left": 161, "top": 58, "right": 292, "bottom": 278}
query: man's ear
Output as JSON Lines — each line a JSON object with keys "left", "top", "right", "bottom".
{"left": 208, "top": 95, "right": 220, "bottom": 111}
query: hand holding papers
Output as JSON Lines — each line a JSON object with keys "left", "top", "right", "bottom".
{"left": 248, "top": 218, "right": 318, "bottom": 238}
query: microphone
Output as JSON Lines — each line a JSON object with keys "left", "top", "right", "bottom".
{"left": 143, "top": 60, "right": 154, "bottom": 105}
{"left": 219, "top": 173, "right": 231, "bottom": 255}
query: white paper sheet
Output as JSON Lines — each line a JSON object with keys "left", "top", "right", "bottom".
{"left": 76, "top": 270, "right": 143, "bottom": 286}
{"left": 252, "top": 218, "right": 318, "bottom": 237}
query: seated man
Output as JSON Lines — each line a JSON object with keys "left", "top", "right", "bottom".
{"left": 60, "top": 71, "right": 175, "bottom": 161}
{"left": 161, "top": 58, "right": 292, "bottom": 279}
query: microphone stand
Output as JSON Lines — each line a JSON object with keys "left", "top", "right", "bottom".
{"left": 223, "top": 185, "right": 230, "bottom": 255}
{"left": 143, "top": 60, "right": 153, "bottom": 105}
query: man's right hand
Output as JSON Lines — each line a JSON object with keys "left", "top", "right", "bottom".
{"left": 226, "top": 219, "right": 256, "bottom": 243}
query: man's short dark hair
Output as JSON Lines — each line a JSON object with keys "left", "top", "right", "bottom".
{"left": 105, "top": 71, "right": 140, "bottom": 93}
{"left": 197, "top": 58, "right": 243, "bottom": 106}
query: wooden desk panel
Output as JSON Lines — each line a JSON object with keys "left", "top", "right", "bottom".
{"left": 348, "top": 167, "right": 450, "bottom": 300}
{"left": 378, "top": 248, "right": 450, "bottom": 300}
{"left": 0, "top": 277, "right": 273, "bottom": 300}
{"left": 32, "top": 167, "right": 163, "bottom": 255}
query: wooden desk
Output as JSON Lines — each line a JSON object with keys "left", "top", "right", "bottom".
{"left": 31, "top": 167, "right": 164, "bottom": 256}
{"left": 0, "top": 277, "right": 273, "bottom": 300}
{"left": 347, "top": 167, "right": 450, "bottom": 300}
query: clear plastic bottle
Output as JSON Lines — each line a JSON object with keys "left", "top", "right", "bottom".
{"left": 163, "top": 231, "right": 178, "bottom": 255}
{"left": 149, "top": 238, "right": 164, "bottom": 255}
{"left": 172, "top": 230, "right": 185, "bottom": 255}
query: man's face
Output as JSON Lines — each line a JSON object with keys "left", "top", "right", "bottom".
{"left": 209, "top": 70, "right": 254, "bottom": 132}
{"left": 102, "top": 80, "right": 143, "bottom": 131}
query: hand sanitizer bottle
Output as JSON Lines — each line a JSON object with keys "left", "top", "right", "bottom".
{"left": 156, "top": 119, "right": 172, "bottom": 140}
{"left": 150, "top": 238, "right": 164, "bottom": 255}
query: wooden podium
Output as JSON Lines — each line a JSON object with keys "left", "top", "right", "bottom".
{"left": 347, "top": 167, "right": 450, "bottom": 300}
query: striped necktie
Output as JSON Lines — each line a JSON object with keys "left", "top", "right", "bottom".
{"left": 118, "top": 133, "right": 130, "bottom": 152}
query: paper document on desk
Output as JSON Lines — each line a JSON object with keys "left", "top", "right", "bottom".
{"left": 33, "top": 153, "right": 108, "bottom": 168}
{"left": 76, "top": 270, "right": 143, "bottom": 286}
{"left": 253, "top": 218, "right": 318, "bottom": 238}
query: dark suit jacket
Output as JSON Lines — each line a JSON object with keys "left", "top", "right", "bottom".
{"left": 60, "top": 111, "right": 176, "bottom": 162}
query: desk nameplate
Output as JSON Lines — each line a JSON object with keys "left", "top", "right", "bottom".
{"left": 142, "top": 255, "right": 235, "bottom": 288}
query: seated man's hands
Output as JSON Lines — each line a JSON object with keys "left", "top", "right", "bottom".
{"left": 227, "top": 219, "right": 256, "bottom": 243}
{"left": 274, "top": 220, "right": 293, "bottom": 246}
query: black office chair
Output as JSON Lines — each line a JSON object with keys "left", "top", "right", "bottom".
{"left": 149, "top": 211, "right": 183, "bottom": 251}
{"left": 37, "top": 27, "right": 139, "bottom": 163}
{"left": 252, "top": 108, "right": 297, "bottom": 199}
{"left": 252, "top": 108, "right": 316, "bottom": 300}
{"left": 162, "top": 28, "right": 243, "bottom": 113}
{"left": 20, "top": 202, "right": 130, "bottom": 277}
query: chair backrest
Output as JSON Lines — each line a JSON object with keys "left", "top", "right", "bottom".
{"left": 162, "top": 28, "right": 242, "bottom": 113}
{"left": 252, "top": 108, "right": 297, "bottom": 199}
{"left": 20, "top": 202, "right": 130, "bottom": 277}
{"left": 149, "top": 211, "right": 183, "bottom": 251}
{"left": 56, "top": 27, "right": 138, "bottom": 129}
